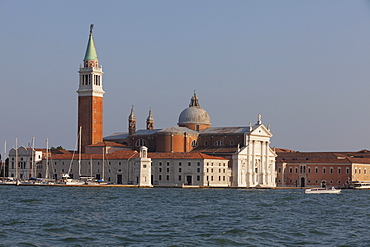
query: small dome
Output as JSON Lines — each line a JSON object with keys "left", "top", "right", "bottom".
{"left": 178, "top": 107, "right": 210, "bottom": 125}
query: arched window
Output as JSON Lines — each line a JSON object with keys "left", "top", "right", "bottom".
{"left": 135, "top": 139, "right": 147, "bottom": 147}
{"left": 214, "top": 140, "right": 224, "bottom": 146}
{"left": 191, "top": 140, "right": 198, "bottom": 147}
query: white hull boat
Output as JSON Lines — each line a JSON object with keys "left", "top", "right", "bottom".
{"left": 305, "top": 187, "right": 341, "bottom": 194}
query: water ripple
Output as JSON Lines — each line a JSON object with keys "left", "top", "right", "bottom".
{"left": 0, "top": 187, "right": 369, "bottom": 246}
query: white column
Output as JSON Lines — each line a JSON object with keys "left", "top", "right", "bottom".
{"left": 264, "top": 141, "right": 268, "bottom": 185}
{"left": 251, "top": 141, "right": 257, "bottom": 186}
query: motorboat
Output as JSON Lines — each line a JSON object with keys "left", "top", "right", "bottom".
{"left": 350, "top": 181, "right": 370, "bottom": 190}
{"left": 304, "top": 187, "right": 341, "bottom": 194}
{"left": 59, "top": 174, "right": 85, "bottom": 185}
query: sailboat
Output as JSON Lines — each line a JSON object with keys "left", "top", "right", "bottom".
{"left": 0, "top": 141, "right": 16, "bottom": 185}
{"left": 59, "top": 127, "right": 85, "bottom": 185}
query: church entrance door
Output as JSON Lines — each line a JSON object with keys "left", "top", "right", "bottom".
{"left": 186, "top": 176, "right": 192, "bottom": 185}
{"left": 117, "top": 175, "right": 122, "bottom": 184}
{"left": 300, "top": 177, "right": 305, "bottom": 187}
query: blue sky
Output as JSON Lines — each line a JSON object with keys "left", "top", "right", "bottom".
{"left": 2, "top": 0, "right": 370, "bottom": 152}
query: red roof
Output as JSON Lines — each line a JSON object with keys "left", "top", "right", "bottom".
{"left": 276, "top": 150, "right": 370, "bottom": 164}
{"left": 49, "top": 150, "right": 226, "bottom": 161}
{"left": 148, "top": 152, "right": 227, "bottom": 160}
{"left": 87, "top": 141, "right": 128, "bottom": 147}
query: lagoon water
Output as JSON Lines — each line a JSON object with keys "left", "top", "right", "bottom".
{"left": 0, "top": 187, "right": 369, "bottom": 246}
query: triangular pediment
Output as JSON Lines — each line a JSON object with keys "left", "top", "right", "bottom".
{"left": 250, "top": 124, "right": 272, "bottom": 137}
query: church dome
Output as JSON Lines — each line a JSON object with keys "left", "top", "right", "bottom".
{"left": 178, "top": 92, "right": 211, "bottom": 126}
{"left": 178, "top": 107, "right": 210, "bottom": 125}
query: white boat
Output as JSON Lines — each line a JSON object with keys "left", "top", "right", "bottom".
{"left": 350, "top": 182, "right": 370, "bottom": 190}
{"left": 59, "top": 174, "right": 85, "bottom": 185}
{"left": 305, "top": 187, "right": 341, "bottom": 194}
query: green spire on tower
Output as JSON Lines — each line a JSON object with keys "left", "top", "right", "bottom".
{"left": 84, "top": 24, "right": 98, "bottom": 61}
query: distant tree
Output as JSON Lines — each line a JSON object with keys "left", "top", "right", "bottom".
{"left": 51, "top": 146, "right": 65, "bottom": 150}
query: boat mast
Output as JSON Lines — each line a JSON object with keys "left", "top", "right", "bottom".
{"left": 78, "top": 126, "right": 82, "bottom": 177}
{"left": 15, "top": 138, "right": 18, "bottom": 181}
{"left": 102, "top": 147, "right": 104, "bottom": 182}
{"left": 31, "top": 137, "right": 35, "bottom": 178}
{"left": 2, "top": 141, "right": 6, "bottom": 182}
{"left": 90, "top": 156, "right": 92, "bottom": 178}
{"left": 45, "top": 138, "right": 49, "bottom": 179}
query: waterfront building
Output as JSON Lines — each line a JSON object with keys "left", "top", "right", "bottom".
{"left": 104, "top": 95, "right": 277, "bottom": 187}
{"left": 276, "top": 149, "right": 370, "bottom": 188}
{"left": 8, "top": 146, "right": 44, "bottom": 180}
{"left": 42, "top": 147, "right": 230, "bottom": 187}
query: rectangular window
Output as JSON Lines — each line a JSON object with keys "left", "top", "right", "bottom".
{"left": 197, "top": 162, "right": 200, "bottom": 166}
{"left": 179, "top": 162, "right": 182, "bottom": 166}
{"left": 179, "top": 168, "right": 182, "bottom": 172}
{"left": 167, "top": 168, "right": 170, "bottom": 173}
{"left": 166, "top": 175, "right": 169, "bottom": 181}
{"left": 197, "top": 168, "right": 200, "bottom": 172}
{"left": 289, "top": 168, "right": 292, "bottom": 173}
{"left": 178, "top": 175, "right": 181, "bottom": 181}
{"left": 188, "top": 162, "right": 191, "bottom": 166}
{"left": 197, "top": 176, "right": 200, "bottom": 181}
{"left": 159, "top": 175, "right": 162, "bottom": 180}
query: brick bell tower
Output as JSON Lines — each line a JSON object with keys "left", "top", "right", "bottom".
{"left": 77, "top": 24, "right": 104, "bottom": 152}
